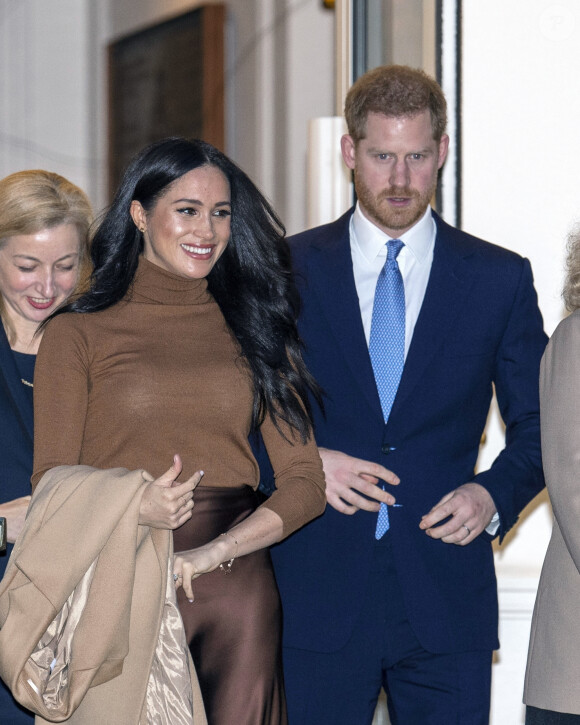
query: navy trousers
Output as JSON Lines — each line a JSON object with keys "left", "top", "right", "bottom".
{"left": 282, "top": 537, "right": 492, "bottom": 725}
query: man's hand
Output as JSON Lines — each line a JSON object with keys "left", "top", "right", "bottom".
{"left": 319, "top": 448, "right": 399, "bottom": 515}
{"left": 419, "top": 482, "right": 497, "bottom": 545}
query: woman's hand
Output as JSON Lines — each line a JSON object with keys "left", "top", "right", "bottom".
{"left": 173, "top": 507, "right": 284, "bottom": 601}
{"left": 139, "top": 454, "right": 203, "bottom": 529}
{"left": 0, "top": 495, "right": 31, "bottom": 543}
{"left": 174, "top": 536, "right": 232, "bottom": 601}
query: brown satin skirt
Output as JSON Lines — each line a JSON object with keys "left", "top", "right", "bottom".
{"left": 173, "top": 486, "right": 287, "bottom": 725}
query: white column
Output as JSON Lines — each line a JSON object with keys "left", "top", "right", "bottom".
{"left": 307, "top": 116, "right": 352, "bottom": 227}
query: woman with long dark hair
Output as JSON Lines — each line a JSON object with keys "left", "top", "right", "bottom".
{"left": 31, "top": 138, "right": 325, "bottom": 724}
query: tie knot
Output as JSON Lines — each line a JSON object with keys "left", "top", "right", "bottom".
{"left": 387, "top": 239, "right": 404, "bottom": 261}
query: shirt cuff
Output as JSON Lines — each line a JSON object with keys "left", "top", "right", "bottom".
{"left": 485, "top": 511, "right": 500, "bottom": 536}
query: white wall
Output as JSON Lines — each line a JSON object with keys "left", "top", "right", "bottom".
{"left": 0, "top": 0, "right": 334, "bottom": 230}
{"left": 461, "top": 1, "right": 580, "bottom": 721}
{"left": 0, "top": 0, "right": 106, "bottom": 204}
{"left": 107, "top": 0, "right": 335, "bottom": 233}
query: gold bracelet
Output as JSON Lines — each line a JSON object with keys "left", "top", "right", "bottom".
{"left": 219, "top": 532, "right": 238, "bottom": 574}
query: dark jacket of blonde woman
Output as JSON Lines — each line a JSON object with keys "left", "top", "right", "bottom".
{"left": 0, "top": 320, "right": 34, "bottom": 579}
{"left": 525, "top": 310, "right": 580, "bottom": 714}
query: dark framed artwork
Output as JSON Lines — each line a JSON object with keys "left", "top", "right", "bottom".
{"left": 108, "top": 4, "right": 225, "bottom": 196}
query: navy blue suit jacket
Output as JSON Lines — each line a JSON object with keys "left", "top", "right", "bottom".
{"left": 268, "top": 209, "right": 547, "bottom": 655}
{"left": 0, "top": 323, "right": 34, "bottom": 580}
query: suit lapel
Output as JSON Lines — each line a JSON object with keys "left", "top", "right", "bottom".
{"left": 388, "top": 213, "right": 477, "bottom": 420}
{"left": 0, "top": 323, "right": 34, "bottom": 442}
{"left": 305, "top": 212, "right": 383, "bottom": 418}
{"left": 303, "top": 211, "right": 478, "bottom": 423}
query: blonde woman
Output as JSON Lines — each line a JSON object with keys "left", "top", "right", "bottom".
{"left": 0, "top": 170, "right": 91, "bottom": 724}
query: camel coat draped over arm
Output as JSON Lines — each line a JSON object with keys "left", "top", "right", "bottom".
{"left": 0, "top": 465, "right": 206, "bottom": 724}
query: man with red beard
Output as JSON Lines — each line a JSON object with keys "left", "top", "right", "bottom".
{"left": 263, "top": 65, "right": 547, "bottom": 723}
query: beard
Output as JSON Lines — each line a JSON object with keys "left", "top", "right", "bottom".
{"left": 354, "top": 169, "right": 438, "bottom": 235}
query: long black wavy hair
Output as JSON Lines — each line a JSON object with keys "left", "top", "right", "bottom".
{"left": 56, "top": 137, "right": 321, "bottom": 441}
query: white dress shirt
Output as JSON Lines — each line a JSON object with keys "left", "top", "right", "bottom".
{"left": 350, "top": 203, "right": 435, "bottom": 356}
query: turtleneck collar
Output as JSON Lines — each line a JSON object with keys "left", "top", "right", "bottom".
{"left": 130, "top": 255, "right": 213, "bottom": 306}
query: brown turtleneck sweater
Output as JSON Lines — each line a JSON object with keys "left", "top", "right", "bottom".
{"left": 32, "top": 257, "right": 325, "bottom": 536}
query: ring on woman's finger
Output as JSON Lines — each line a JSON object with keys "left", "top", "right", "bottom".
{"left": 462, "top": 524, "right": 471, "bottom": 535}
{"left": 173, "top": 573, "right": 182, "bottom": 582}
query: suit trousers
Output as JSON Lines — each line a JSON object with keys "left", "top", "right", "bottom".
{"left": 282, "top": 536, "right": 492, "bottom": 725}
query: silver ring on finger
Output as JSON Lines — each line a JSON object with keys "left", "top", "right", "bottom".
{"left": 173, "top": 573, "right": 182, "bottom": 582}
{"left": 462, "top": 524, "right": 471, "bottom": 535}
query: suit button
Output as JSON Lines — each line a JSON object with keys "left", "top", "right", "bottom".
{"left": 381, "top": 444, "right": 396, "bottom": 455}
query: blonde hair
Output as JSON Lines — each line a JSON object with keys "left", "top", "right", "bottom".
{"left": 563, "top": 224, "right": 580, "bottom": 312}
{"left": 0, "top": 170, "right": 93, "bottom": 341}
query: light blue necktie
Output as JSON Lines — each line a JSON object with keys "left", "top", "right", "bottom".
{"left": 369, "top": 239, "right": 405, "bottom": 539}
